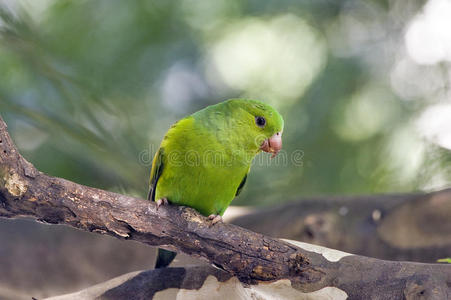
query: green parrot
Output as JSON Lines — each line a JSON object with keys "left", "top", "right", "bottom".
{"left": 148, "top": 98, "right": 284, "bottom": 268}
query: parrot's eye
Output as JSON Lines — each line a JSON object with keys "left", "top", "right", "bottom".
{"left": 255, "top": 116, "right": 266, "bottom": 128}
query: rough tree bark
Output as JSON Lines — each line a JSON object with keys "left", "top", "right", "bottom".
{"left": 0, "top": 116, "right": 450, "bottom": 300}
{"left": 230, "top": 189, "right": 451, "bottom": 263}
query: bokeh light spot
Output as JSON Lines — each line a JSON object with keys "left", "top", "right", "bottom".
{"left": 205, "top": 14, "right": 326, "bottom": 106}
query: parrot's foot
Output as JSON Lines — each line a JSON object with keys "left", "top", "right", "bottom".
{"left": 156, "top": 197, "right": 169, "bottom": 210}
{"left": 208, "top": 214, "right": 223, "bottom": 226}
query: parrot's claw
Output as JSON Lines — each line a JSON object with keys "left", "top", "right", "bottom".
{"left": 156, "top": 197, "right": 169, "bottom": 210}
{"left": 208, "top": 214, "right": 223, "bottom": 226}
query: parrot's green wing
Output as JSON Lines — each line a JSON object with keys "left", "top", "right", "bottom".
{"left": 147, "top": 147, "right": 164, "bottom": 201}
{"left": 147, "top": 147, "right": 177, "bottom": 269}
{"left": 235, "top": 172, "right": 248, "bottom": 196}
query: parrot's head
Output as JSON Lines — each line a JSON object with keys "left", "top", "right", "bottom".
{"left": 227, "top": 99, "right": 284, "bottom": 158}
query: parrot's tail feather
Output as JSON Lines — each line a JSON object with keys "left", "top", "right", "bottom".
{"left": 155, "top": 248, "right": 177, "bottom": 268}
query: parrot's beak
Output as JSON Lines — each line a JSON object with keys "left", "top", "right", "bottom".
{"left": 260, "top": 132, "right": 282, "bottom": 158}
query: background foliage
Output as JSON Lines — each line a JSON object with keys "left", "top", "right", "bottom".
{"left": 2, "top": 0, "right": 451, "bottom": 298}
{"left": 2, "top": 0, "right": 451, "bottom": 207}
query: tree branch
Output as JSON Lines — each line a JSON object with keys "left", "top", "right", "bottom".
{"left": 1, "top": 116, "right": 450, "bottom": 299}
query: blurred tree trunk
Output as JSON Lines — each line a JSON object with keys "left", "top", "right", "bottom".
{"left": 44, "top": 255, "right": 451, "bottom": 300}
{"left": 231, "top": 189, "right": 451, "bottom": 263}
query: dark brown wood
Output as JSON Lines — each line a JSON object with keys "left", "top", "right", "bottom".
{"left": 1, "top": 115, "right": 450, "bottom": 299}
